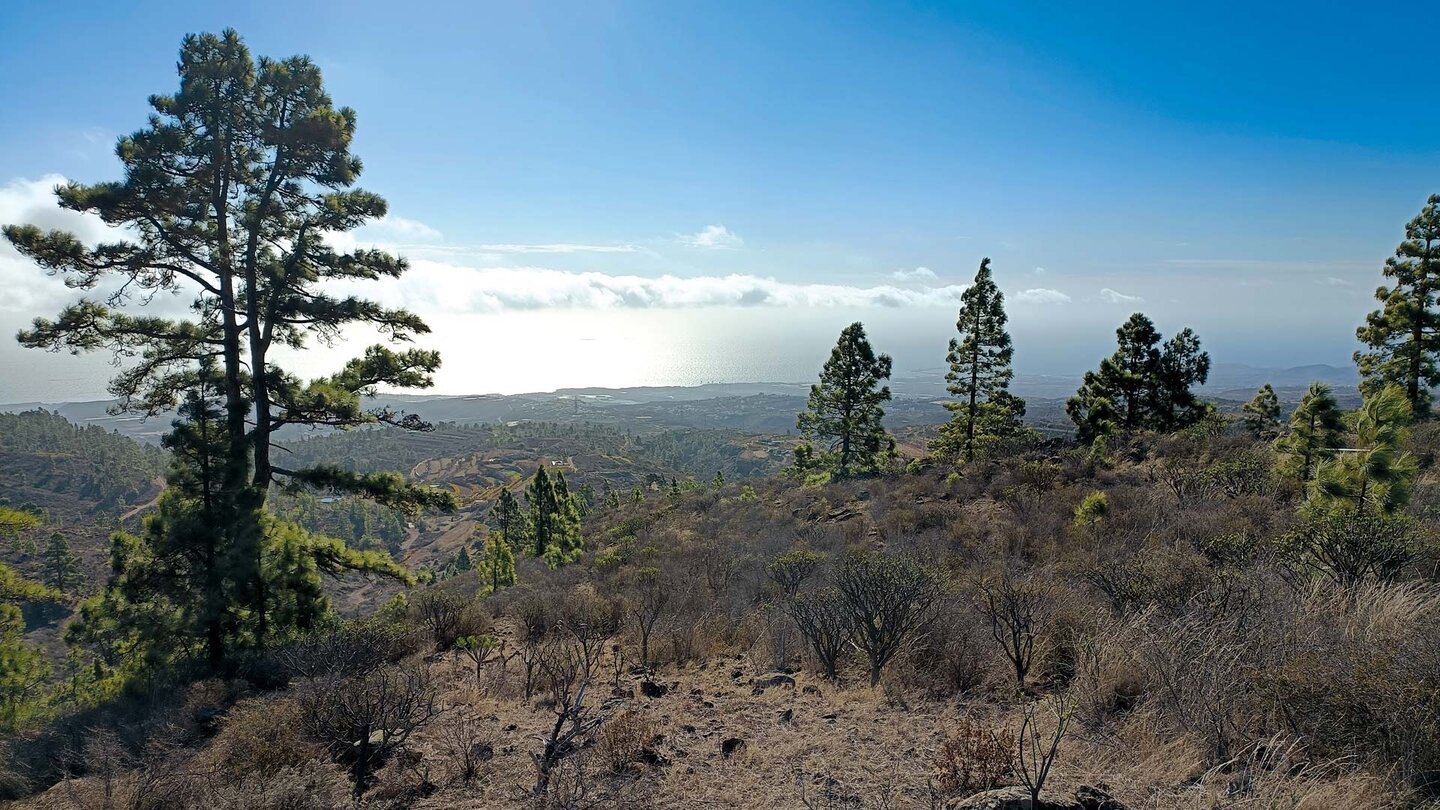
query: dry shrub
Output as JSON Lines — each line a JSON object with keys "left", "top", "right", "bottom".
{"left": 431, "top": 712, "right": 495, "bottom": 786}
{"left": 594, "top": 709, "right": 657, "bottom": 774}
{"left": 1149, "top": 736, "right": 1409, "bottom": 810}
{"left": 42, "top": 729, "right": 192, "bottom": 810}
{"left": 208, "top": 697, "right": 324, "bottom": 777}
{"left": 278, "top": 617, "right": 419, "bottom": 681}
{"left": 1068, "top": 619, "right": 1146, "bottom": 733}
{"left": 193, "top": 761, "right": 350, "bottom": 810}
{"left": 1139, "top": 613, "right": 1254, "bottom": 763}
{"left": 410, "top": 588, "right": 488, "bottom": 651}
{"left": 932, "top": 713, "right": 1015, "bottom": 797}
{"left": 1268, "top": 583, "right": 1440, "bottom": 792}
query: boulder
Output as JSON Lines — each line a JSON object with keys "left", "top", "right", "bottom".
{"left": 1075, "top": 784, "right": 1127, "bottom": 810}
{"left": 754, "top": 672, "right": 796, "bottom": 690}
{"left": 720, "top": 737, "right": 746, "bottom": 758}
{"left": 947, "top": 785, "right": 1126, "bottom": 810}
{"left": 948, "top": 787, "right": 1036, "bottom": 810}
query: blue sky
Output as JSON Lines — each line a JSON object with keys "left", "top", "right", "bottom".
{"left": 2, "top": 1, "right": 1438, "bottom": 398}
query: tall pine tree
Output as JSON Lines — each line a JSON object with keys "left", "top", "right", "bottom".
{"left": 1355, "top": 195, "right": 1440, "bottom": 418}
{"left": 796, "top": 322, "right": 894, "bottom": 478}
{"left": 42, "top": 533, "right": 81, "bottom": 593}
{"left": 4, "top": 31, "right": 451, "bottom": 667}
{"left": 1151, "top": 328, "right": 1212, "bottom": 431}
{"left": 1275, "top": 382, "right": 1346, "bottom": 493}
{"left": 932, "top": 258, "right": 1027, "bottom": 462}
{"left": 524, "top": 467, "right": 583, "bottom": 566}
{"left": 490, "top": 488, "right": 526, "bottom": 548}
{"left": 69, "top": 371, "right": 412, "bottom": 673}
{"left": 478, "top": 532, "right": 517, "bottom": 594}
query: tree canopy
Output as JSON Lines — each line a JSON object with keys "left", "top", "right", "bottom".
{"left": 795, "top": 322, "right": 894, "bottom": 478}
{"left": 1356, "top": 195, "right": 1440, "bottom": 418}
{"left": 1066, "top": 313, "right": 1211, "bottom": 440}
{"left": 932, "top": 258, "right": 1027, "bottom": 462}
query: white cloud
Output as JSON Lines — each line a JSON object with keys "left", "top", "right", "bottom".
{"left": 371, "top": 214, "right": 442, "bottom": 240}
{"left": 1032, "top": 266, "right": 1047, "bottom": 275}
{"left": 471, "top": 243, "right": 640, "bottom": 255}
{"left": 1099, "top": 288, "right": 1143, "bottom": 305}
{"left": 685, "top": 224, "right": 743, "bottom": 249}
{"left": 0, "top": 175, "right": 128, "bottom": 314}
{"left": 1014, "top": 288, "right": 1071, "bottom": 304}
{"left": 891, "top": 267, "right": 937, "bottom": 281}
{"left": 1317, "top": 276, "right": 1352, "bottom": 287}
{"left": 351, "top": 261, "right": 970, "bottom": 313}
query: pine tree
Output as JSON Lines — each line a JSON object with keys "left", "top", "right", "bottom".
{"left": 3, "top": 31, "right": 452, "bottom": 667}
{"left": 1242, "top": 384, "right": 1282, "bottom": 437}
{"left": 69, "top": 376, "right": 412, "bottom": 673}
{"left": 490, "top": 489, "right": 526, "bottom": 548}
{"left": 523, "top": 468, "right": 583, "bottom": 565}
{"left": 479, "top": 532, "right": 517, "bottom": 594}
{"left": 0, "top": 545, "right": 61, "bottom": 729}
{"left": 526, "top": 468, "right": 556, "bottom": 560}
{"left": 1315, "top": 385, "right": 1416, "bottom": 515}
{"left": 550, "top": 473, "right": 584, "bottom": 564}
{"left": 932, "top": 258, "right": 1027, "bottom": 462}
{"left": 796, "top": 322, "right": 895, "bottom": 477}
{"left": 451, "top": 546, "right": 473, "bottom": 573}
{"left": 1067, "top": 314, "right": 1210, "bottom": 439}
{"left": 1275, "top": 382, "right": 1346, "bottom": 492}
{"left": 1355, "top": 195, "right": 1440, "bottom": 418}
{"left": 42, "top": 533, "right": 81, "bottom": 593}
{"left": 1151, "top": 328, "right": 1212, "bottom": 430}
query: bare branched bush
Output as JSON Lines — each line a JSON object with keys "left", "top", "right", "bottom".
{"left": 974, "top": 567, "right": 1058, "bottom": 689}
{"left": 1015, "top": 691, "right": 1074, "bottom": 805}
{"left": 836, "top": 551, "right": 940, "bottom": 686}
{"left": 532, "top": 680, "right": 602, "bottom": 796}
{"left": 432, "top": 712, "right": 494, "bottom": 786}
{"left": 755, "top": 601, "right": 801, "bottom": 673}
{"left": 297, "top": 664, "right": 440, "bottom": 795}
{"left": 623, "top": 567, "right": 671, "bottom": 667}
{"left": 787, "top": 587, "right": 854, "bottom": 679}
{"left": 277, "top": 618, "right": 417, "bottom": 681}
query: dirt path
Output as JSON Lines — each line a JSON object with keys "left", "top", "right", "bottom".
{"left": 118, "top": 477, "right": 166, "bottom": 521}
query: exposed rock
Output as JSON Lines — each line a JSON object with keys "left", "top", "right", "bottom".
{"left": 1075, "top": 784, "right": 1127, "bottom": 810}
{"left": 720, "top": 737, "right": 746, "bottom": 758}
{"left": 777, "top": 708, "right": 794, "bottom": 724}
{"left": 640, "top": 680, "right": 668, "bottom": 698}
{"left": 192, "top": 705, "right": 223, "bottom": 732}
{"left": 948, "top": 785, "right": 1114, "bottom": 810}
{"left": 947, "top": 787, "right": 1049, "bottom": 810}
{"left": 753, "top": 672, "right": 796, "bottom": 690}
